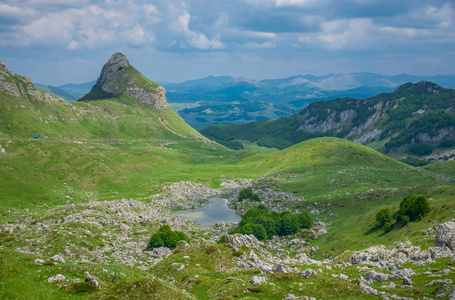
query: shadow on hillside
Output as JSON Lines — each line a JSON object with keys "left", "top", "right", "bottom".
{"left": 364, "top": 222, "right": 405, "bottom": 237}
{"left": 364, "top": 227, "right": 380, "bottom": 236}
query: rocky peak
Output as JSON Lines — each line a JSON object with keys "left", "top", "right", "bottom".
{"left": 80, "top": 53, "right": 169, "bottom": 109}
{"left": 97, "top": 53, "right": 129, "bottom": 85}
{"left": 395, "top": 81, "right": 442, "bottom": 94}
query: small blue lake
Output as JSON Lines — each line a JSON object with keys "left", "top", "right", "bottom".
{"left": 172, "top": 197, "right": 241, "bottom": 226}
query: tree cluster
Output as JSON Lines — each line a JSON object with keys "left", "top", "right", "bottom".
{"left": 238, "top": 187, "right": 260, "bottom": 202}
{"left": 231, "top": 205, "right": 312, "bottom": 241}
{"left": 146, "top": 225, "right": 190, "bottom": 251}
{"left": 375, "top": 194, "right": 430, "bottom": 232}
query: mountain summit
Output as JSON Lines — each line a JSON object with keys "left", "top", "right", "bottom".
{"left": 79, "top": 53, "right": 169, "bottom": 109}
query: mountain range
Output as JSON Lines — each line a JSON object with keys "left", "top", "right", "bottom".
{"left": 38, "top": 72, "right": 455, "bottom": 130}
{"left": 201, "top": 81, "right": 455, "bottom": 162}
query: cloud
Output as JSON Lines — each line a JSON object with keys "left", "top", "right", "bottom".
{"left": 1, "top": 0, "right": 455, "bottom": 85}
{"left": 1, "top": 2, "right": 159, "bottom": 49}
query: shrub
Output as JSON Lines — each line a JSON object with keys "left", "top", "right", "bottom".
{"left": 408, "top": 143, "right": 434, "bottom": 156}
{"left": 298, "top": 211, "right": 313, "bottom": 229}
{"left": 376, "top": 208, "right": 392, "bottom": 228}
{"left": 146, "top": 225, "right": 190, "bottom": 251}
{"left": 238, "top": 187, "right": 254, "bottom": 201}
{"left": 396, "top": 194, "right": 429, "bottom": 223}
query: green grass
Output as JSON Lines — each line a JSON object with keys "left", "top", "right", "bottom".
{"left": 2, "top": 71, "right": 455, "bottom": 299}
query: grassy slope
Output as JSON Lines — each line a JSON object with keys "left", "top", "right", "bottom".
{"left": 2, "top": 78, "right": 455, "bottom": 298}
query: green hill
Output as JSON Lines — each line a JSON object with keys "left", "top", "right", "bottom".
{"left": 2, "top": 57, "right": 455, "bottom": 300}
{"left": 201, "top": 81, "right": 455, "bottom": 160}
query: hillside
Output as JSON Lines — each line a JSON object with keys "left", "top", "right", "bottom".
{"left": 2, "top": 58, "right": 455, "bottom": 299}
{"left": 0, "top": 55, "right": 212, "bottom": 207}
{"left": 201, "top": 81, "right": 455, "bottom": 160}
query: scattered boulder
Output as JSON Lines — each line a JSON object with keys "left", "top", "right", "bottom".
{"left": 434, "top": 221, "right": 455, "bottom": 250}
{"left": 274, "top": 264, "right": 290, "bottom": 273}
{"left": 301, "top": 268, "right": 314, "bottom": 278}
{"left": 310, "top": 246, "right": 319, "bottom": 255}
{"left": 34, "top": 259, "right": 44, "bottom": 265}
{"left": 49, "top": 254, "right": 65, "bottom": 263}
{"left": 215, "top": 221, "right": 225, "bottom": 228}
{"left": 84, "top": 272, "right": 99, "bottom": 287}
{"left": 225, "top": 234, "right": 263, "bottom": 249}
{"left": 48, "top": 274, "right": 66, "bottom": 283}
{"left": 283, "top": 294, "right": 316, "bottom": 300}
{"left": 249, "top": 250, "right": 259, "bottom": 263}
{"left": 403, "top": 277, "right": 413, "bottom": 286}
{"left": 177, "top": 265, "right": 185, "bottom": 272}
{"left": 359, "top": 282, "right": 378, "bottom": 295}
{"left": 390, "top": 268, "right": 415, "bottom": 279}
{"left": 250, "top": 276, "right": 266, "bottom": 285}
{"left": 151, "top": 247, "right": 172, "bottom": 258}
{"left": 366, "top": 271, "right": 389, "bottom": 281}
{"left": 381, "top": 282, "right": 396, "bottom": 289}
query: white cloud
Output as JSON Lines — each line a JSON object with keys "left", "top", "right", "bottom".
{"left": 245, "top": 41, "right": 276, "bottom": 49}
{"left": 275, "top": 0, "right": 325, "bottom": 7}
{"left": 171, "top": 11, "right": 225, "bottom": 50}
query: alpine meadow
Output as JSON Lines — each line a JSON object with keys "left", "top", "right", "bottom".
{"left": 1, "top": 1, "right": 455, "bottom": 299}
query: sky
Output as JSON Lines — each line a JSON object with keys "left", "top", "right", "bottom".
{"left": 0, "top": 0, "right": 454, "bottom": 85}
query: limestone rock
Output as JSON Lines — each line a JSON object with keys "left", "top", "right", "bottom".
{"left": 274, "top": 263, "right": 290, "bottom": 273}
{"left": 301, "top": 268, "right": 313, "bottom": 278}
{"left": 250, "top": 276, "right": 266, "bottom": 284}
{"left": 403, "top": 277, "right": 413, "bottom": 286}
{"left": 48, "top": 274, "right": 66, "bottom": 283}
{"left": 366, "top": 270, "right": 389, "bottom": 281}
{"left": 434, "top": 221, "right": 455, "bottom": 250}
{"left": 390, "top": 268, "right": 415, "bottom": 279}
{"left": 225, "top": 234, "right": 263, "bottom": 249}
{"left": 359, "top": 282, "right": 378, "bottom": 295}
{"left": 84, "top": 272, "right": 99, "bottom": 287}
{"left": 49, "top": 254, "right": 65, "bottom": 263}
{"left": 177, "top": 265, "right": 185, "bottom": 272}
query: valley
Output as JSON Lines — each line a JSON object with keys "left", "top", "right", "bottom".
{"left": 1, "top": 54, "right": 455, "bottom": 299}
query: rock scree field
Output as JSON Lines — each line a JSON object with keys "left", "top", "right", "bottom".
{"left": 1, "top": 54, "right": 455, "bottom": 299}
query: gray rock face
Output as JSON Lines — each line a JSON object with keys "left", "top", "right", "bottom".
{"left": 97, "top": 53, "right": 130, "bottom": 84}
{"left": 435, "top": 221, "right": 455, "bottom": 250}
{"left": 365, "top": 270, "right": 389, "bottom": 281}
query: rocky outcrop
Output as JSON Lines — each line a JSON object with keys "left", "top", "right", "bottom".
{"left": 0, "top": 60, "right": 65, "bottom": 104}
{"left": 80, "top": 53, "right": 169, "bottom": 109}
{"left": 149, "top": 181, "right": 221, "bottom": 209}
{"left": 434, "top": 221, "right": 455, "bottom": 250}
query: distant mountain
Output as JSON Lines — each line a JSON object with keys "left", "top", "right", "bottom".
{"left": 163, "top": 72, "right": 455, "bottom": 130}
{"left": 164, "top": 75, "right": 233, "bottom": 91}
{"left": 41, "top": 72, "right": 455, "bottom": 130}
{"left": 36, "top": 80, "right": 95, "bottom": 101}
{"left": 37, "top": 85, "right": 79, "bottom": 101}
{"left": 201, "top": 81, "right": 455, "bottom": 160}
